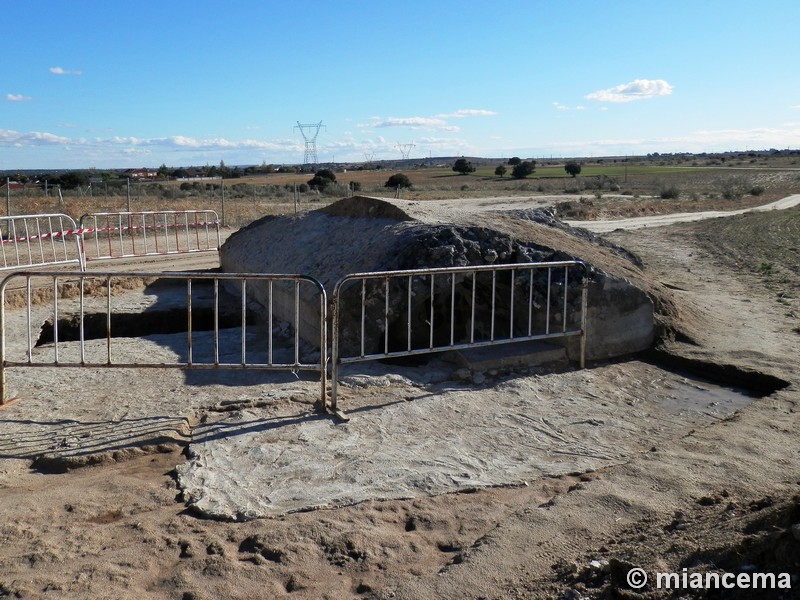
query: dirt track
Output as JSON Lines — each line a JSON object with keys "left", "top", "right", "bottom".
{"left": 566, "top": 193, "right": 800, "bottom": 232}
{"left": 0, "top": 197, "right": 797, "bottom": 599}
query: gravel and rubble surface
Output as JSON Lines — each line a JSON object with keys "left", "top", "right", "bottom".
{"left": 0, "top": 196, "right": 797, "bottom": 599}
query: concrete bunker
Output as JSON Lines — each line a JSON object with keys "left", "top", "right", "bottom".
{"left": 220, "top": 196, "right": 657, "bottom": 364}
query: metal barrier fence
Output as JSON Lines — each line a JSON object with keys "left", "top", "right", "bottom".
{"left": 0, "top": 270, "right": 327, "bottom": 407}
{"left": 79, "top": 210, "right": 221, "bottom": 262}
{"left": 328, "top": 260, "right": 588, "bottom": 411}
{"left": 0, "top": 214, "right": 85, "bottom": 271}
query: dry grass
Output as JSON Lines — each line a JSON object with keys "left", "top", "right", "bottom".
{"left": 5, "top": 162, "right": 799, "bottom": 229}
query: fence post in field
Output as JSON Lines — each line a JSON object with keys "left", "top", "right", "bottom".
{"left": 221, "top": 181, "right": 226, "bottom": 227}
{"left": 126, "top": 178, "right": 131, "bottom": 212}
{"left": 5, "top": 178, "right": 9, "bottom": 217}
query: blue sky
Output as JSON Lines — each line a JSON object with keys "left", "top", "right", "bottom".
{"left": 2, "top": 0, "right": 798, "bottom": 170}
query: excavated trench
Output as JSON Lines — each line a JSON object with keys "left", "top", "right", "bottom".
{"left": 31, "top": 283, "right": 787, "bottom": 399}
{"left": 12, "top": 196, "right": 792, "bottom": 519}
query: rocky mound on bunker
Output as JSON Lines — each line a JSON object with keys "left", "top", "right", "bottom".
{"left": 220, "top": 196, "right": 657, "bottom": 362}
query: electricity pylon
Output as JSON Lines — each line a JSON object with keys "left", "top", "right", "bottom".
{"left": 294, "top": 121, "right": 325, "bottom": 166}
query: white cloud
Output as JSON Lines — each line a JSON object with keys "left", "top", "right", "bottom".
{"left": 434, "top": 109, "right": 497, "bottom": 118}
{"left": 359, "top": 116, "right": 459, "bottom": 132}
{"left": 50, "top": 67, "right": 83, "bottom": 75}
{"left": 6, "top": 94, "right": 32, "bottom": 102}
{"left": 553, "top": 102, "right": 587, "bottom": 111}
{"left": 0, "top": 129, "right": 70, "bottom": 145}
{"left": 585, "top": 79, "right": 673, "bottom": 103}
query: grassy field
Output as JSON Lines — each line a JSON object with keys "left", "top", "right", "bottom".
{"left": 4, "top": 159, "right": 799, "bottom": 228}
{"left": 695, "top": 205, "right": 800, "bottom": 290}
{"left": 691, "top": 204, "right": 800, "bottom": 335}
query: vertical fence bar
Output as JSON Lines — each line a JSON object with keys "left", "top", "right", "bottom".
{"left": 213, "top": 278, "right": 219, "bottom": 365}
{"left": 241, "top": 279, "right": 247, "bottom": 366}
{"left": 130, "top": 213, "right": 137, "bottom": 256}
{"left": 92, "top": 215, "right": 100, "bottom": 259}
{"left": 117, "top": 213, "right": 124, "bottom": 257}
{"left": 360, "top": 279, "right": 366, "bottom": 357}
{"left": 187, "top": 279, "right": 193, "bottom": 366}
{"left": 563, "top": 266, "right": 569, "bottom": 333}
{"left": 53, "top": 276, "right": 59, "bottom": 364}
{"left": 25, "top": 276, "right": 32, "bottom": 362}
{"left": 528, "top": 268, "right": 533, "bottom": 337}
{"left": 429, "top": 274, "right": 435, "bottom": 349}
{"left": 57, "top": 217, "right": 67, "bottom": 262}
{"left": 23, "top": 220, "right": 32, "bottom": 266}
{"left": 1, "top": 232, "right": 8, "bottom": 269}
{"left": 79, "top": 277, "right": 85, "bottom": 364}
{"left": 294, "top": 280, "right": 300, "bottom": 366}
{"left": 35, "top": 219, "right": 44, "bottom": 265}
{"left": 153, "top": 213, "right": 160, "bottom": 254}
{"left": 490, "top": 271, "right": 496, "bottom": 341}
{"left": 11, "top": 221, "right": 20, "bottom": 266}
{"left": 580, "top": 267, "right": 588, "bottom": 369}
{"left": 384, "top": 277, "right": 389, "bottom": 355}
{"left": 546, "top": 268, "right": 552, "bottom": 335}
{"left": 50, "top": 217, "right": 59, "bottom": 261}
{"left": 163, "top": 213, "right": 171, "bottom": 253}
{"left": 509, "top": 270, "right": 515, "bottom": 340}
{"left": 268, "top": 280, "right": 273, "bottom": 365}
{"left": 470, "top": 272, "right": 476, "bottom": 343}
{"left": 318, "top": 281, "right": 327, "bottom": 410}
{"left": 141, "top": 213, "right": 149, "bottom": 255}
{"left": 406, "top": 275, "right": 412, "bottom": 352}
{"left": 106, "top": 276, "right": 112, "bottom": 364}
{"left": 450, "top": 273, "right": 455, "bottom": 346}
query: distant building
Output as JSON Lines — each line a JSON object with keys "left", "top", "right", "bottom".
{"left": 123, "top": 168, "right": 157, "bottom": 180}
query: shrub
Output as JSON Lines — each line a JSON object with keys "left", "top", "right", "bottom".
{"left": 659, "top": 185, "right": 680, "bottom": 199}
{"left": 750, "top": 185, "right": 765, "bottom": 196}
{"left": 717, "top": 175, "right": 751, "bottom": 200}
{"left": 511, "top": 161, "right": 535, "bottom": 179}
{"left": 385, "top": 173, "right": 412, "bottom": 189}
{"left": 307, "top": 169, "right": 336, "bottom": 191}
{"left": 452, "top": 158, "right": 476, "bottom": 175}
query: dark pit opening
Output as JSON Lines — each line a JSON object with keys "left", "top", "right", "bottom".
{"left": 36, "top": 307, "right": 252, "bottom": 346}
{"left": 643, "top": 349, "right": 790, "bottom": 398}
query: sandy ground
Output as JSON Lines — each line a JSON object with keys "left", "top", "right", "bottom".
{"left": 0, "top": 197, "right": 798, "bottom": 599}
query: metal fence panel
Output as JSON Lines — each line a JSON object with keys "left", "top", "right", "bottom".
{"left": 0, "top": 270, "right": 327, "bottom": 407}
{"left": 0, "top": 214, "right": 85, "bottom": 271}
{"left": 329, "top": 261, "right": 588, "bottom": 411}
{"left": 79, "top": 210, "right": 221, "bottom": 262}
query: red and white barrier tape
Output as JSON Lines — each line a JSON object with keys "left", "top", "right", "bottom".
{"left": 2, "top": 220, "right": 220, "bottom": 245}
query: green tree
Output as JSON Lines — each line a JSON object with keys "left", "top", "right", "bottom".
{"left": 53, "top": 171, "right": 90, "bottom": 189}
{"left": 494, "top": 164, "right": 507, "bottom": 177}
{"left": 507, "top": 156, "right": 522, "bottom": 166}
{"left": 452, "top": 157, "right": 476, "bottom": 175}
{"left": 564, "top": 161, "right": 582, "bottom": 177}
{"left": 511, "top": 160, "right": 536, "bottom": 179}
{"left": 307, "top": 169, "right": 337, "bottom": 190}
{"left": 385, "top": 173, "right": 412, "bottom": 189}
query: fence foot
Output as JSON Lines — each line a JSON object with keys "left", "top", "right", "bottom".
{"left": 331, "top": 409, "right": 350, "bottom": 422}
